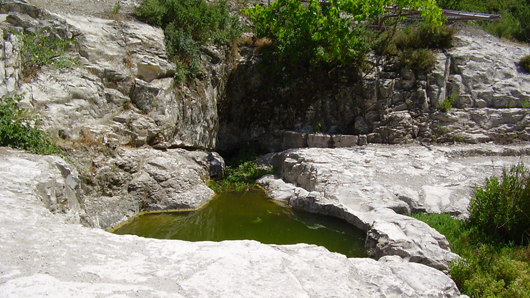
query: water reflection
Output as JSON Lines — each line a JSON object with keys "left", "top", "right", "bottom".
{"left": 113, "top": 189, "right": 367, "bottom": 258}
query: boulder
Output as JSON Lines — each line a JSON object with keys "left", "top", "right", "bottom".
{"left": 64, "top": 147, "right": 215, "bottom": 229}
{"left": 307, "top": 133, "right": 332, "bottom": 148}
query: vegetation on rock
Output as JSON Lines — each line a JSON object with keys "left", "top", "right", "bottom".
{"left": 413, "top": 163, "right": 530, "bottom": 297}
{"left": 17, "top": 29, "right": 79, "bottom": 79}
{"left": 135, "top": 0, "right": 243, "bottom": 83}
{"left": 437, "top": 0, "right": 530, "bottom": 42}
{"left": 0, "top": 95, "right": 58, "bottom": 155}
{"left": 439, "top": 93, "right": 457, "bottom": 111}
{"left": 208, "top": 148, "right": 274, "bottom": 193}
{"left": 379, "top": 23, "right": 456, "bottom": 72}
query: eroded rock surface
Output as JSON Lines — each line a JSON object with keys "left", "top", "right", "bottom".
{"left": 0, "top": 0, "right": 233, "bottom": 150}
{"left": 0, "top": 148, "right": 464, "bottom": 297}
{"left": 258, "top": 144, "right": 530, "bottom": 270}
{"left": 61, "top": 146, "right": 217, "bottom": 230}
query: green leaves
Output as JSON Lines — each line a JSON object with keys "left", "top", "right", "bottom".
{"left": 136, "top": 0, "right": 243, "bottom": 83}
{"left": 0, "top": 95, "right": 58, "bottom": 155}
{"left": 243, "top": 0, "right": 443, "bottom": 69}
{"left": 469, "top": 163, "right": 530, "bottom": 245}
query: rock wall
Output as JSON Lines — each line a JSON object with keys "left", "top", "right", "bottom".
{"left": 0, "top": 0, "right": 233, "bottom": 228}
{"left": 218, "top": 27, "right": 530, "bottom": 153}
{"left": 1, "top": 0, "right": 235, "bottom": 150}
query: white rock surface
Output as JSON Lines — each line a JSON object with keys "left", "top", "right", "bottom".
{"left": 258, "top": 144, "right": 530, "bottom": 270}
{"left": 64, "top": 146, "right": 215, "bottom": 230}
{"left": 0, "top": 148, "right": 464, "bottom": 297}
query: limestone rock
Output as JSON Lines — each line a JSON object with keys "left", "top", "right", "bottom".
{"left": 282, "top": 131, "right": 307, "bottom": 150}
{"left": 0, "top": 148, "right": 465, "bottom": 297}
{"left": 0, "top": 0, "right": 232, "bottom": 151}
{"left": 307, "top": 133, "right": 332, "bottom": 148}
{"left": 64, "top": 147, "right": 215, "bottom": 229}
{"left": 332, "top": 134, "right": 358, "bottom": 147}
{"left": 259, "top": 144, "right": 530, "bottom": 270}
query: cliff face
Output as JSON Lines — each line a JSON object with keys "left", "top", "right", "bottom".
{"left": 2, "top": 0, "right": 233, "bottom": 151}
{"left": 218, "top": 27, "right": 530, "bottom": 152}
{"left": 0, "top": 0, "right": 233, "bottom": 229}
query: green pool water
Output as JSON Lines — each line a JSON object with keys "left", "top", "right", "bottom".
{"left": 112, "top": 189, "right": 367, "bottom": 258}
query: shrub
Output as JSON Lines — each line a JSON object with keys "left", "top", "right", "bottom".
{"left": 413, "top": 212, "right": 530, "bottom": 297}
{"left": 450, "top": 244, "right": 530, "bottom": 298}
{"left": 0, "top": 95, "right": 57, "bottom": 155}
{"left": 379, "top": 24, "right": 455, "bottom": 73}
{"left": 136, "top": 0, "right": 243, "bottom": 82}
{"left": 520, "top": 55, "right": 530, "bottom": 73}
{"left": 440, "top": 94, "right": 457, "bottom": 111}
{"left": 393, "top": 24, "right": 456, "bottom": 50}
{"left": 397, "top": 48, "right": 437, "bottom": 72}
{"left": 469, "top": 163, "right": 530, "bottom": 245}
{"left": 17, "top": 29, "right": 79, "bottom": 79}
{"left": 243, "top": 0, "right": 443, "bottom": 69}
{"left": 208, "top": 161, "right": 274, "bottom": 192}
{"left": 484, "top": 13, "right": 521, "bottom": 40}
{"left": 208, "top": 148, "right": 274, "bottom": 193}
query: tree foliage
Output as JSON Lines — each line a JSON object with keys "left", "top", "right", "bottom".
{"left": 243, "top": 0, "right": 444, "bottom": 68}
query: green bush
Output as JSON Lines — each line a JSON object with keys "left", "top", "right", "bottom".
{"left": 450, "top": 244, "right": 530, "bottom": 298}
{"left": 136, "top": 0, "right": 242, "bottom": 82}
{"left": 397, "top": 48, "right": 437, "bottom": 73}
{"left": 484, "top": 13, "right": 521, "bottom": 40}
{"left": 379, "top": 24, "right": 455, "bottom": 73}
{"left": 208, "top": 148, "right": 274, "bottom": 193}
{"left": 243, "top": 0, "right": 444, "bottom": 69}
{"left": 208, "top": 161, "right": 274, "bottom": 192}
{"left": 393, "top": 24, "right": 456, "bottom": 50}
{"left": 469, "top": 163, "right": 530, "bottom": 245}
{"left": 0, "top": 95, "right": 57, "bottom": 155}
{"left": 440, "top": 94, "right": 457, "bottom": 111}
{"left": 413, "top": 212, "right": 530, "bottom": 297}
{"left": 520, "top": 55, "right": 530, "bottom": 73}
